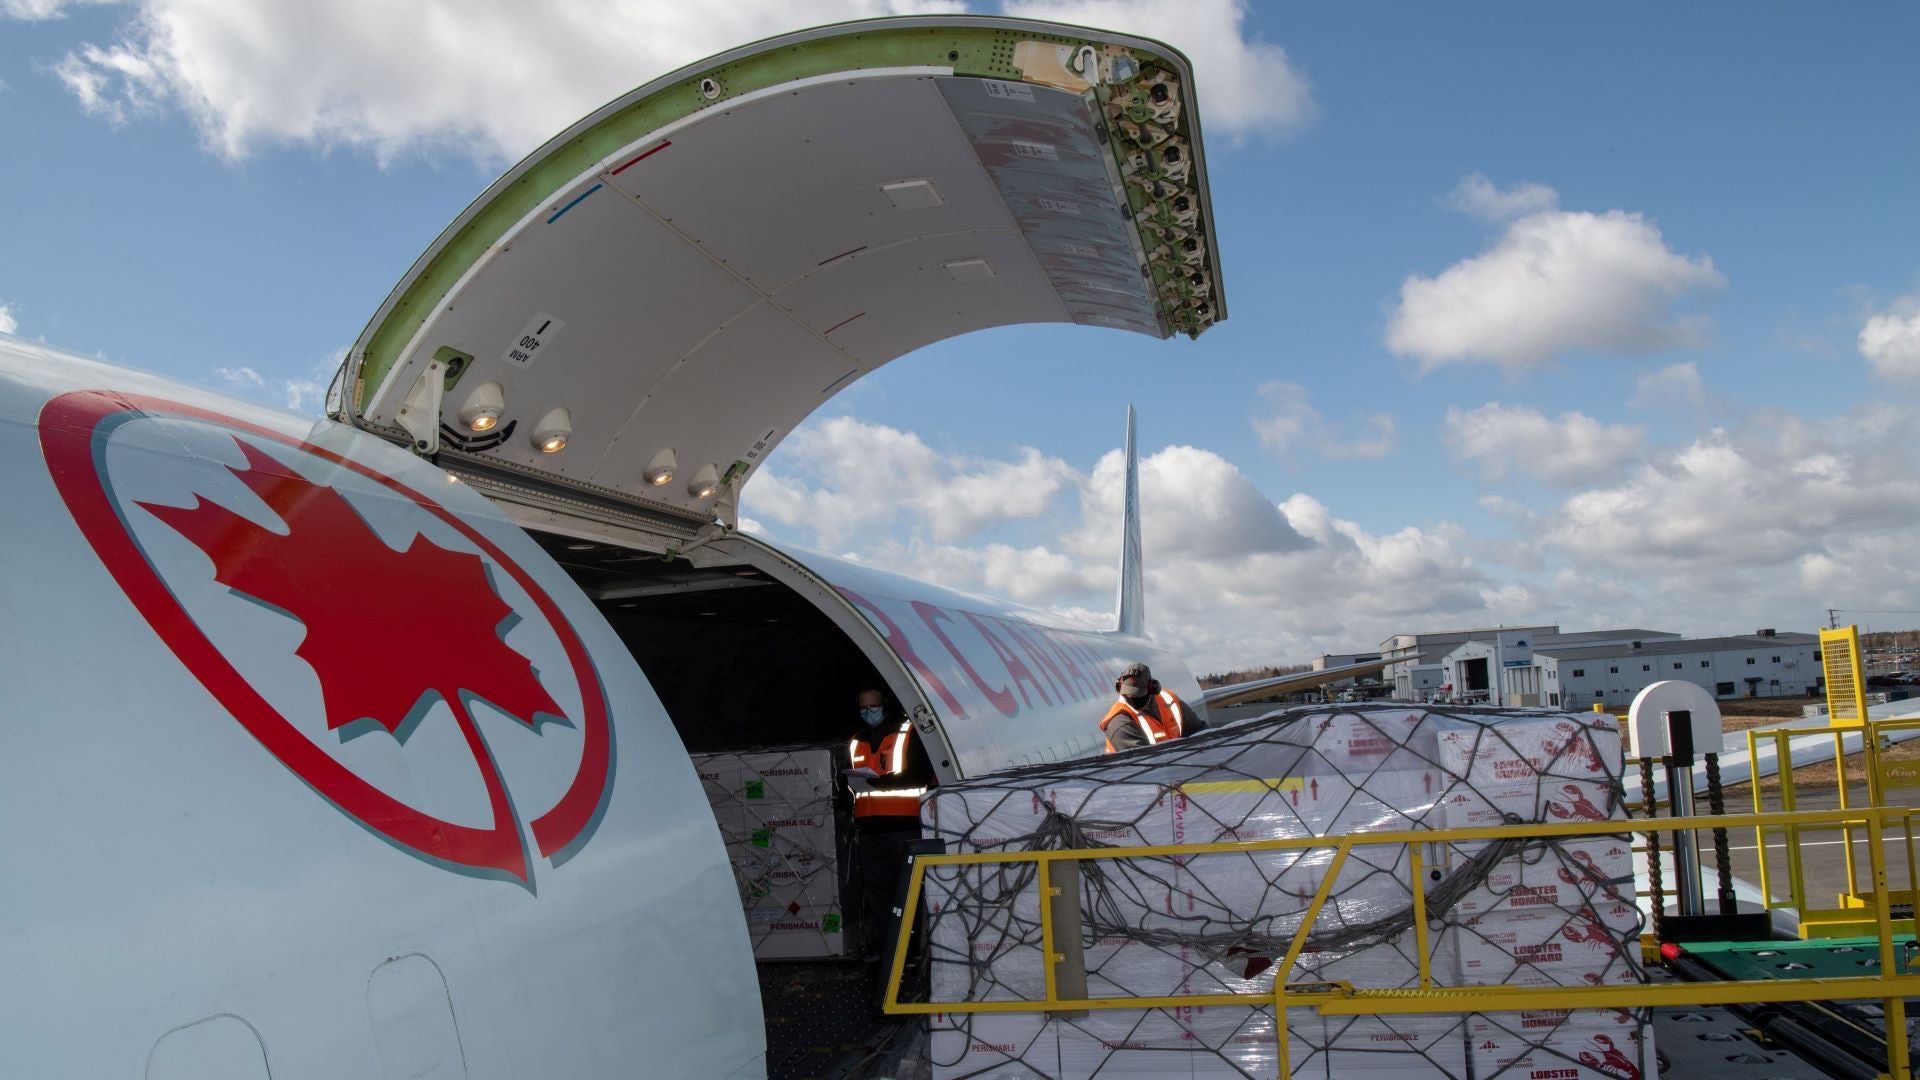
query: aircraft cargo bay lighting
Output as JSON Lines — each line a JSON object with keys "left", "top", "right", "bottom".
{"left": 531, "top": 407, "right": 572, "bottom": 453}
{"left": 644, "top": 447, "right": 677, "bottom": 487}
{"left": 688, "top": 462, "right": 720, "bottom": 500}
{"left": 456, "top": 381, "right": 505, "bottom": 432}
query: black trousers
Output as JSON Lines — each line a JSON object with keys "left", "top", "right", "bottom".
{"left": 850, "top": 817, "right": 920, "bottom": 957}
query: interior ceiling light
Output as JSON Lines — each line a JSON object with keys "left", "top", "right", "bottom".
{"left": 644, "top": 446, "right": 677, "bottom": 487}
{"left": 878, "top": 178, "right": 944, "bottom": 211}
{"left": 456, "top": 381, "right": 505, "bottom": 432}
{"left": 687, "top": 462, "right": 721, "bottom": 500}
{"left": 531, "top": 406, "right": 572, "bottom": 453}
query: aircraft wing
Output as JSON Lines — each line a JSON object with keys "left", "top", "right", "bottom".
{"left": 1201, "top": 657, "right": 1400, "bottom": 708}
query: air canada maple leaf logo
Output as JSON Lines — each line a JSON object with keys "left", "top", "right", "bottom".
{"left": 138, "top": 439, "right": 566, "bottom": 743}
{"left": 38, "top": 391, "right": 615, "bottom": 886}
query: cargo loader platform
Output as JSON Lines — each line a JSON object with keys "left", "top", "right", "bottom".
{"left": 874, "top": 702, "right": 1920, "bottom": 1080}
{"left": 1659, "top": 937, "right": 1920, "bottom": 1080}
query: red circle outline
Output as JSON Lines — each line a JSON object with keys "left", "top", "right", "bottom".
{"left": 38, "top": 390, "right": 613, "bottom": 883}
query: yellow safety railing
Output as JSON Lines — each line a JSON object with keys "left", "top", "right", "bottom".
{"left": 1749, "top": 716, "right": 1920, "bottom": 937}
{"left": 883, "top": 806, "right": 1920, "bottom": 1080}
{"left": 1822, "top": 625, "right": 1870, "bottom": 727}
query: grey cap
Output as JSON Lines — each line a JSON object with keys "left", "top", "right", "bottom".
{"left": 1117, "top": 661, "right": 1153, "bottom": 697}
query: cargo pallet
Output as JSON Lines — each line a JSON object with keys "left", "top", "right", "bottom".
{"left": 883, "top": 804, "right": 1920, "bottom": 1079}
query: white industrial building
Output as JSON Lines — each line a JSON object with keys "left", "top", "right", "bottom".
{"left": 1377, "top": 623, "right": 1820, "bottom": 707}
{"left": 1379, "top": 624, "right": 1557, "bottom": 702}
{"left": 1533, "top": 630, "right": 1820, "bottom": 710}
{"left": 1310, "top": 651, "right": 1384, "bottom": 692}
{"left": 1438, "top": 629, "right": 1680, "bottom": 707}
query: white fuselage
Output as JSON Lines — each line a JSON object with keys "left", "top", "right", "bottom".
{"left": 0, "top": 335, "right": 1201, "bottom": 1077}
{"left": 1, "top": 339, "right": 764, "bottom": 1078}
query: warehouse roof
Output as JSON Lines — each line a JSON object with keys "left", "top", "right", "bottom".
{"left": 1534, "top": 628, "right": 1678, "bottom": 646}
{"left": 1536, "top": 633, "right": 1818, "bottom": 661}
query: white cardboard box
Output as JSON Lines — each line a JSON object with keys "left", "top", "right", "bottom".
{"left": 692, "top": 747, "right": 844, "bottom": 959}
{"left": 1053, "top": 1005, "right": 1284, "bottom": 1078}
{"left": 1448, "top": 900, "right": 1645, "bottom": 987}
{"left": 1467, "top": 1010, "right": 1654, "bottom": 1080}
{"left": 743, "top": 899, "right": 844, "bottom": 959}
{"left": 1293, "top": 1013, "right": 1469, "bottom": 1080}
{"left": 931, "top": 1010, "right": 1060, "bottom": 1079}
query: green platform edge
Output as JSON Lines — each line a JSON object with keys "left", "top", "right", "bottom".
{"left": 1686, "top": 935, "right": 1920, "bottom": 983}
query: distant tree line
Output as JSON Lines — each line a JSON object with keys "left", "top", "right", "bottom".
{"left": 1862, "top": 630, "right": 1920, "bottom": 650}
{"left": 1197, "top": 663, "right": 1311, "bottom": 689}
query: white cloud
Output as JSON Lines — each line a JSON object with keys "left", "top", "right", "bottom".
{"left": 1539, "top": 409, "right": 1920, "bottom": 577}
{"left": 280, "top": 377, "right": 328, "bottom": 412}
{"left": 0, "top": 0, "right": 114, "bottom": 19}
{"left": 1631, "top": 361, "right": 1706, "bottom": 408}
{"left": 53, "top": 37, "right": 166, "bottom": 126}
{"left": 748, "top": 404, "right": 1920, "bottom": 670}
{"left": 216, "top": 365, "right": 263, "bottom": 390}
{"left": 1443, "top": 172, "right": 1557, "bottom": 222}
{"left": 1002, "top": 0, "right": 1313, "bottom": 137}
{"left": 1386, "top": 179, "right": 1724, "bottom": 370}
{"left": 1444, "top": 403, "right": 1642, "bottom": 487}
{"left": 746, "top": 417, "right": 1075, "bottom": 549}
{"left": 48, "top": 0, "right": 1299, "bottom": 163}
{"left": 211, "top": 351, "right": 339, "bottom": 415}
{"left": 1075, "top": 442, "right": 1310, "bottom": 562}
{"left": 741, "top": 415, "right": 1524, "bottom": 670}
{"left": 752, "top": 399, "right": 1920, "bottom": 671}
{"left": 1252, "top": 380, "right": 1395, "bottom": 462}
{"left": 0, "top": 303, "right": 16, "bottom": 335}
{"left": 1859, "top": 294, "right": 1920, "bottom": 379}
{"left": 51, "top": 0, "right": 966, "bottom": 162}
{"left": 1442, "top": 401, "right": 1920, "bottom": 646}
{"left": 1476, "top": 494, "right": 1532, "bottom": 521}
{"left": 866, "top": 538, "right": 1110, "bottom": 605}
{"left": 919, "top": 448, "right": 1078, "bottom": 542}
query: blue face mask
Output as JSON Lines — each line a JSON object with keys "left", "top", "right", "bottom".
{"left": 860, "top": 706, "right": 886, "bottom": 728}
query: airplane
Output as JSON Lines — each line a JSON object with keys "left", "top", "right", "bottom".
{"left": 2, "top": 15, "right": 1375, "bottom": 1077}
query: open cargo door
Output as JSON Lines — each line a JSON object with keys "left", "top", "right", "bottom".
{"left": 326, "top": 18, "right": 1231, "bottom": 1011}
{"left": 332, "top": 15, "right": 1225, "bottom": 552}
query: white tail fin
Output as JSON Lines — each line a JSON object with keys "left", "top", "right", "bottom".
{"left": 1115, "top": 404, "right": 1145, "bottom": 637}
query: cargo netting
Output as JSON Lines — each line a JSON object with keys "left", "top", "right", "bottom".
{"left": 915, "top": 704, "right": 1654, "bottom": 1080}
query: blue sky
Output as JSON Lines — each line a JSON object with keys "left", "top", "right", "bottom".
{"left": 6, "top": 1, "right": 1920, "bottom": 669}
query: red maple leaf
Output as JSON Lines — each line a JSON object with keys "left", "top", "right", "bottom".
{"left": 139, "top": 438, "right": 565, "bottom": 738}
{"left": 136, "top": 437, "right": 566, "bottom": 882}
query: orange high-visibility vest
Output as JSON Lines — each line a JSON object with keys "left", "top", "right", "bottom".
{"left": 1100, "top": 690, "right": 1187, "bottom": 754}
{"left": 849, "top": 721, "right": 925, "bottom": 818}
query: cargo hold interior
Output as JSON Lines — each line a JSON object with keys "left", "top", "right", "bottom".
{"left": 530, "top": 529, "right": 907, "bottom": 1070}
{"left": 528, "top": 530, "right": 897, "bottom": 755}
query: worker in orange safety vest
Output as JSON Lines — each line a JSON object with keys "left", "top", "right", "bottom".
{"left": 847, "top": 687, "right": 933, "bottom": 818}
{"left": 1100, "top": 661, "right": 1205, "bottom": 753}
{"left": 846, "top": 686, "right": 934, "bottom": 958}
